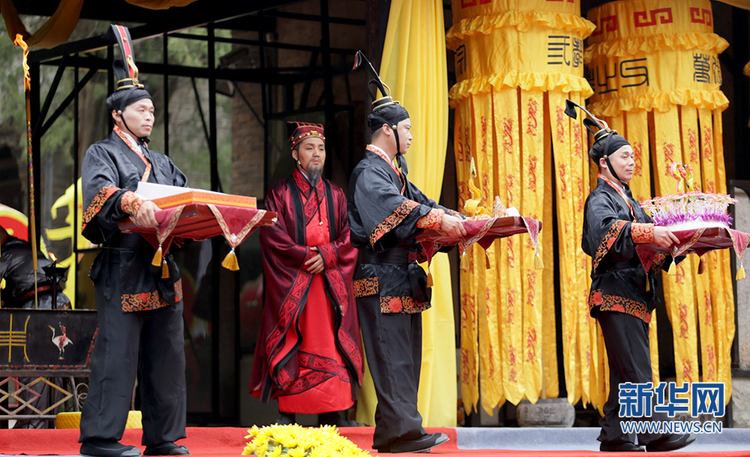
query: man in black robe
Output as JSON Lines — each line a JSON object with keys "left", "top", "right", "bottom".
{"left": 348, "top": 88, "right": 465, "bottom": 452}
{"left": 581, "top": 121, "right": 696, "bottom": 453}
{"left": 78, "top": 25, "right": 189, "bottom": 457}
{"left": 1, "top": 227, "right": 70, "bottom": 310}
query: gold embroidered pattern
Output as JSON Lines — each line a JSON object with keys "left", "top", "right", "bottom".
{"left": 592, "top": 220, "right": 628, "bottom": 272}
{"left": 588, "top": 289, "right": 652, "bottom": 323}
{"left": 369, "top": 200, "right": 420, "bottom": 247}
{"left": 121, "top": 290, "right": 169, "bottom": 313}
{"left": 82, "top": 185, "right": 118, "bottom": 226}
{"left": 121, "top": 279, "right": 183, "bottom": 313}
{"left": 416, "top": 208, "right": 444, "bottom": 230}
{"left": 631, "top": 223, "right": 654, "bottom": 244}
{"left": 120, "top": 191, "right": 145, "bottom": 216}
{"left": 353, "top": 277, "right": 379, "bottom": 298}
{"left": 380, "top": 295, "right": 431, "bottom": 314}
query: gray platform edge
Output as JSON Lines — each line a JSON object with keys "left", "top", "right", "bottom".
{"left": 455, "top": 427, "right": 750, "bottom": 452}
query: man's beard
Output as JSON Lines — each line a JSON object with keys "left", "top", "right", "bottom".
{"left": 307, "top": 164, "right": 324, "bottom": 187}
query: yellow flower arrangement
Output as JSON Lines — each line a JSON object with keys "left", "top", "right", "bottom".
{"left": 242, "top": 424, "right": 370, "bottom": 457}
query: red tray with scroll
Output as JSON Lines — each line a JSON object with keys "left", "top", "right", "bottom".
{"left": 118, "top": 191, "right": 276, "bottom": 250}
{"left": 638, "top": 227, "right": 734, "bottom": 255}
{"left": 416, "top": 216, "right": 540, "bottom": 246}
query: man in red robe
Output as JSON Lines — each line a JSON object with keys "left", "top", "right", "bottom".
{"left": 250, "top": 122, "right": 363, "bottom": 426}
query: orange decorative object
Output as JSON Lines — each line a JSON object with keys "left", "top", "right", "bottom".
{"left": 119, "top": 192, "right": 276, "bottom": 270}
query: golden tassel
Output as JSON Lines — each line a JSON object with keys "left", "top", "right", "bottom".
{"left": 161, "top": 259, "right": 169, "bottom": 279}
{"left": 645, "top": 276, "right": 651, "bottom": 292}
{"left": 222, "top": 248, "right": 240, "bottom": 271}
{"left": 151, "top": 245, "right": 163, "bottom": 267}
{"left": 737, "top": 265, "right": 746, "bottom": 280}
{"left": 485, "top": 251, "right": 491, "bottom": 269}
{"left": 667, "top": 262, "right": 676, "bottom": 276}
{"left": 698, "top": 257, "right": 706, "bottom": 275}
{"left": 534, "top": 251, "right": 544, "bottom": 270}
{"left": 460, "top": 249, "right": 468, "bottom": 269}
{"left": 426, "top": 271, "right": 434, "bottom": 288}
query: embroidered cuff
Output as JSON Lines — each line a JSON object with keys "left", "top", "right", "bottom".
{"left": 417, "top": 208, "right": 445, "bottom": 230}
{"left": 121, "top": 191, "right": 146, "bottom": 216}
{"left": 631, "top": 223, "right": 655, "bottom": 244}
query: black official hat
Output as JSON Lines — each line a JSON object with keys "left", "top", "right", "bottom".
{"left": 564, "top": 100, "right": 631, "bottom": 183}
{"left": 104, "top": 25, "right": 153, "bottom": 114}
{"left": 352, "top": 51, "right": 410, "bottom": 133}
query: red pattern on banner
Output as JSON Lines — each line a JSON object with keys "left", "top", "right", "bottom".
{"left": 572, "top": 122, "right": 582, "bottom": 159}
{"left": 527, "top": 99, "right": 539, "bottom": 136}
{"left": 526, "top": 328, "right": 538, "bottom": 363}
{"left": 690, "top": 7, "right": 712, "bottom": 25}
{"left": 509, "top": 345, "right": 518, "bottom": 383}
{"left": 688, "top": 128, "right": 699, "bottom": 166}
{"left": 528, "top": 155, "right": 538, "bottom": 190}
{"left": 503, "top": 118, "right": 514, "bottom": 155}
{"left": 635, "top": 8, "right": 673, "bottom": 27}
{"left": 702, "top": 125, "right": 714, "bottom": 163}
{"left": 679, "top": 303, "right": 689, "bottom": 339}
{"left": 704, "top": 291, "right": 713, "bottom": 327}
{"left": 707, "top": 345, "right": 716, "bottom": 380}
{"left": 527, "top": 270, "right": 537, "bottom": 307}
{"left": 481, "top": 116, "right": 488, "bottom": 156}
{"left": 633, "top": 142, "right": 644, "bottom": 177}
{"left": 507, "top": 237, "right": 515, "bottom": 268}
{"left": 682, "top": 359, "right": 694, "bottom": 384}
{"left": 556, "top": 107, "right": 565, "bottom": 145}
{"left": 592, "top": 15, "right": 618, "bottom": 37}
{"left": 559, "top": 163, "right": 568, "bottom": 198}
{"left": 508, "top": 288, "right": 516, "bottom": 325}
{"left": 507, "top": 174, "right": 515, "bottom": 206}
{"left": 663, "top": 143, "right": 676, "bottom": 177}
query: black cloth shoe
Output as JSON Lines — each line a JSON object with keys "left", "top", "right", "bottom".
{"left": 80, "top": 438, "right": 141, "bottom": 457}
{"left": 599, "top": 441, "right": 645, "bottom": 452}
{"left": 275, "top": 411, "right": 297, "bottom": 425}
{"left": 143, "top": 442, "right": 190, "bottom": 456}
{"left": 645, "top": 433, "right": 696, "bottom": 452}
{"left": 388, "top": 433, "right": 450, "bottom": 453}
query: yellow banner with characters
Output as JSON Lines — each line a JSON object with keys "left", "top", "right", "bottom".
{"left": 449, "top": 0, "right": 597, "bottom": 414}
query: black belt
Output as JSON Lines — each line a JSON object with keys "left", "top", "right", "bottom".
{"left": 360, "top": 248, "right": 417, "bottom": 266}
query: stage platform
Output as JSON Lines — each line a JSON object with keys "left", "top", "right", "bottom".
{"left": 1, "top": 426, "right": 749, "bottom": 456}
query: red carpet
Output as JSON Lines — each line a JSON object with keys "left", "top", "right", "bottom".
{"left": 0, "top": 427, "right": 748, "bottom": 456}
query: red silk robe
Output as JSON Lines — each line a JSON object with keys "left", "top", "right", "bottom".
{"left": 250, "top": 169, "right": 362, "bottom": 413}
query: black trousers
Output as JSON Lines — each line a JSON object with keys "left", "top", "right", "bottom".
{"left": 357, "top": 294, "right": 426, "bottom": 449}
{"left": 596, "top": 309, "right": 667, "bottom": 446}
{"left": 80, "top": 263, "right": 186, "bottom": 446}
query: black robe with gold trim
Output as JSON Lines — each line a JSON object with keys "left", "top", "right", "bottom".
{"left": 348, "top": 149, "right": 458, "bottom": 314}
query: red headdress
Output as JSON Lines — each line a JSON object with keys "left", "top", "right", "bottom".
{"left": 287, "top": 121, "right": 325, "bottom": 149}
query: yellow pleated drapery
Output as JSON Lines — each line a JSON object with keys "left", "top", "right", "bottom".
{"left": 354, "top": 0, "right": 456, "bottom": 427}
{"left": 448, "top": 0, "right": 602, "bottom": 415}
{"left": 586, "top": 0, "right": 734, "bottom": 403}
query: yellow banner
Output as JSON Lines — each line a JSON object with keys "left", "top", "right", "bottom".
{"left": 450, "top": 0, "right": 595, "bottom": 414}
